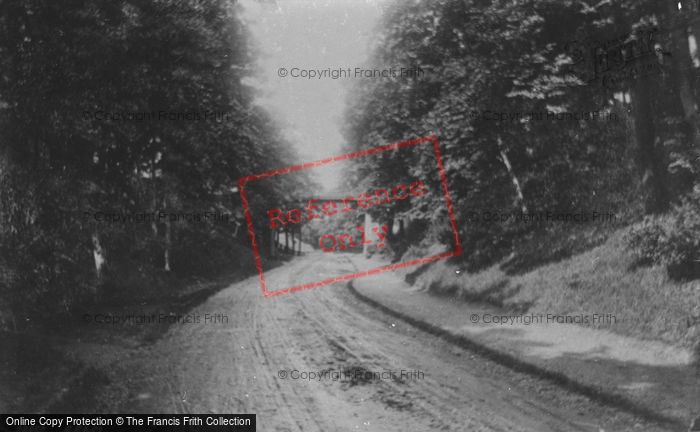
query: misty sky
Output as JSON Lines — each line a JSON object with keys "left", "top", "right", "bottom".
{"left": 239, "top": 0, "right": 387, "bottom": 192}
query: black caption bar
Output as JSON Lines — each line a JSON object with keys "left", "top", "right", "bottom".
{"left": 0, "top": 415, "right": 255, "bottom": 432}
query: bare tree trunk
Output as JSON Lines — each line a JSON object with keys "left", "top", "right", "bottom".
{"left": 363, "top": 212, "right": 372, "bottom": 256}
{"left": 163, "top": 198, "right": 171, "bottom": 272}
{"left": 91, "top": 232, "right": 105, "bottom": 278}
{"left": 497, "top": 135, "right": 528, "bottom": 213}
{"left": 150, "top": 158, "right": 158, "bottom": 237}
{"left": 164, "top": 220, "right": 171, "bottom": 271}
{"left": 668, "top": 1, "right": 700, "bottom": 151}
{"left": 632, "top": 76, "right": 669, "bottom": 213}
{"left": 284, "top": 226, "right": 289, "bottom": 253}
{"left": 680, "top": 0, "right": 700, "bottom": 170}
{"left": 91, "top": 231, "right": 104, "bottom": 301}
{"left": 686, "top": 0, "right": 700, "bottom": 69}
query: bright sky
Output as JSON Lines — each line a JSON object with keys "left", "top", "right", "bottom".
{"left": 239, "top": 0, "right": 387, "bottom": 192}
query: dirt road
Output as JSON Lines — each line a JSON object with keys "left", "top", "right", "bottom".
{"left": 108, "top": 253, "right": 672, "bottom": 432}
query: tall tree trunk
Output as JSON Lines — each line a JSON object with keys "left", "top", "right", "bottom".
{"left": 297, "top": 226, "right": 302, "bottom": 255}
{"left": 668, "top": 1, "right": 700, "bottom": 152}
{"left": 363, "top": 212, "right": 372, "bottom": 256}
{"left": 680, "top": 0, "right": 700, "bottom": 170}
{"left": 163, "top": 198, "right": 171, "bottom": 272}
{"left": 686, "top": 0, "right": 700, "bottom": 70}
{"left": 91, "top": 231, "right": 104, "bottom": 301}
{"left": 497, "top": 135, "right": 528, "bottom": 214}
{"left": 632, "top": 76, "right": 669, "bottom": 213}
{"left": 267, "top": 229, "right": 280, "bottom": 258}
{"left": 150, "top": 158, "right": 158, "bottom": 237}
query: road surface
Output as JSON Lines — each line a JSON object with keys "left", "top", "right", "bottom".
{"left": 111, "top": 252, "right": 671, "bottom": 432}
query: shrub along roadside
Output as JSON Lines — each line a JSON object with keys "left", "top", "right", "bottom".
{"left": 626, "top": 194, "right": 700, "bottom": 281}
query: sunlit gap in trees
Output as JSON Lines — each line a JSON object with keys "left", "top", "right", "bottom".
{"left": 239, "top": 0, "right": 388, "bottom": 193}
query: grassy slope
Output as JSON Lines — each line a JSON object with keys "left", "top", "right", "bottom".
{"left": 407, "top": 229, "right": 700, "bottom": 351}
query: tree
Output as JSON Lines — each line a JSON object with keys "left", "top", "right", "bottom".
{"left": 0, "top": 0, "right": 306, "bottom": 326}
{"left": 343, "top": 0, "right": 677, "bottom": 269}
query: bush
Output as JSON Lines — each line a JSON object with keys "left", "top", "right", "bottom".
{"left": 626, "top": 216, "right": 672, "bottom": 265}
{"left": 626, "top": 196, "right": 700, "bottom": 280}
{"left": 665, "top": 199, "right": 700, "bottom": 279}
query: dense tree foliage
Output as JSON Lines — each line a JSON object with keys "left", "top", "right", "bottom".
{"left": 344, "top": 0, "right": 700, "bottom": 272}
{"left": 0, "top": 0, "right": 304, "bottom": 327}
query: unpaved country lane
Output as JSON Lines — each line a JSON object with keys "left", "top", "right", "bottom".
{"left": 112, "top": 253, "right": 671, "bottom": 432}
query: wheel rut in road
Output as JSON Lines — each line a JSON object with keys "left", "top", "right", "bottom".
{"left": 108, "top": 253, "right": 673, "bottom": 432}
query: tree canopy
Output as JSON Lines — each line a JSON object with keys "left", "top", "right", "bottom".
{"left": 343, "top": 0, "right": 699, "bottom": 270}
{"left": 0, "top": 0, "right": 306, "bottom": 325}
